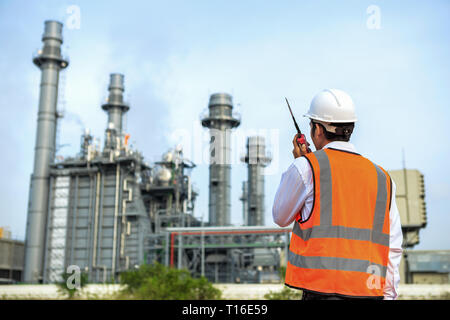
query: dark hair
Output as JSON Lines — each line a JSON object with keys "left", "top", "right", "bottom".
{"left": 312, "top": 122, "right": 355, "bottom": 142}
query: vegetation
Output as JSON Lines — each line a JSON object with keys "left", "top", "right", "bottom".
{"left": 118, "top": 262, "right": 222, "bottom": 300}
{"left": 278, "top": 266, "right": 287, "bottom": 282}
{"left": 260, "top": 264, "right": 304, "bottom": 300}
{"left": 56, "top": 271, "right": 89, "bottom": 299}
{"left": 264, "top": 286, "right": 303, "bottom": 300}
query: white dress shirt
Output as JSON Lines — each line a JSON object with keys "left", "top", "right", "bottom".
{"left": 272, "top": 141, "right": 403, "bottom": 300}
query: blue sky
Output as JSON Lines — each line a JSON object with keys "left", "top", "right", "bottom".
{"left": 0, "top": 0, "right": 449, "bottom": 250}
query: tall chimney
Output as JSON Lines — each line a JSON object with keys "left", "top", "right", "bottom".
{"left": 102, "top": 73, "right": 129, "bottom": 150}
{"left": 242, "top": 136, "right": 271, "bottom": 226}
{"left": 201, "top": 93, "right": 240, "bottom": 226}
{"left": 24, "top": 21, "right": 68, "bottom": 283}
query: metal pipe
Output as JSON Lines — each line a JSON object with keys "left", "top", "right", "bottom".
{"left": 70, "top": 175, "right": 79, "bottom": 266}
{"left": 120, "top": 178, "right": 132, "bottom": 258}
{"left": 178, "top": 232, "right": 183, "bottom": 269}
{"left": 87, "top": 173, "right": 94, "bottom": 278}
{"left": 96, "top": 172, "right": 107, "bottom": 282}
{"left": 165, "top": 232, "right": 170, "bottom": 267}
{"left": 41, "top": 175, "right": 54, "bottom": 283}
{"left": 170, "top": 232, "right": 175, "bottom": 267}
{"left": 201, "top": 216, "right": 205, "bottom": 277}
{"left": 92, "top": 171, "right": 101, "bottom": 269}
{"left": 166, "top": 225, "right": 291, "bottom": 232}
{"left": 24, "top": 20, "right": 69, "bottom": 283}
{"left": 111, "top": 163, "right": 121, "bottom": 277}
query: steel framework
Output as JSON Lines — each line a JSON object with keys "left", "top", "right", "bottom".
{"left": 146, "top": 226, "right": 291, "bottom": 283}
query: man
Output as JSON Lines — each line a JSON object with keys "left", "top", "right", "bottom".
{"left": 272, "top": 89, "right": 403, "bottom": 300}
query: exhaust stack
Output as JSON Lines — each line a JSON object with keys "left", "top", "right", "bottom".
{"left": 201, "top": 93, "right": 240, "bottom": 226}
{"left": 24, "top": 21, "right": 68, "bottom": 283}
{"left": 102, "top": 73, "right": 129, "bottom": 150}
{"left": 242, "top": 136, "right": 271, "bottom": 226}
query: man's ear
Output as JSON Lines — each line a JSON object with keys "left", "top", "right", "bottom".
{"left": 315, "top": 123, "right": 323, "bottom": 137}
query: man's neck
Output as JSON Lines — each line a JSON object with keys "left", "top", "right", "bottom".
{"left": 320, "top": 140, "right": 358, "bottom": 154}
{"left": 319, "top": 139, "right": 333, "bottom": 150}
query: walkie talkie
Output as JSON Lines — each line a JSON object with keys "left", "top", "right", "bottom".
{"left": 285, "top": 97, "right": 311, "bottom": 153}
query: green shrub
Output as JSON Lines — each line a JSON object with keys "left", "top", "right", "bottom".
{"left": 119, "top": 262, "right": 222, "bottom": 300}
{"left": 264, "top": 286, "right": 303, "bottom": 300}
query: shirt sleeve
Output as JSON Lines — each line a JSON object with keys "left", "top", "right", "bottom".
{"left": 383, "top": 179, "right": 403, "bottom": 300}
{"left": 272, "top": 160, "right": 310, "bottom": 227}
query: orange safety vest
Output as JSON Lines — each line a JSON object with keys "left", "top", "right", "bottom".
{"left": 285, "top": 148, "right": 392, "bottom": 298}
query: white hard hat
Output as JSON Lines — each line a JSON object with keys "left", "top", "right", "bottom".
{"left": 304, "top": 89, "right": 357, "bottom": 123}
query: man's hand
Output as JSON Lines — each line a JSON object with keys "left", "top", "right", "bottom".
{"left": 292, "top": 134, "right": 310, "bottom": 158}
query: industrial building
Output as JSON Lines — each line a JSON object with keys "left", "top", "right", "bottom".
{"left": 403, "top": 250, "right": 450, "bottom": 284}
{"left": 23, "top": 20, "right": 280, "bottom": 284}
{"left": 0, "top": 228, "right": 24, "bottom": 284}
{"left": 388, "top": 169, "right": 427, "bottom": 248}
{"left": 23, "top": 20, "right": 199, "bottom": 283}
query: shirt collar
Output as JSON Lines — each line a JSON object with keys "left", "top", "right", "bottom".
{"left": 322, "top": 141, "right": 358, "bottom": 153}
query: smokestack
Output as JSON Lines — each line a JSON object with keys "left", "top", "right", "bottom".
{"left": 201, "top": 93, "right": 240, "bottom": 226}
{"left": 242, "top": 136, "right": 271, "bottom": 226}
{"left": 24, "top": 21, "right": 69, "bottom": 283}
{"left": 102, "top": 74, "right": 129, "bottom": 133}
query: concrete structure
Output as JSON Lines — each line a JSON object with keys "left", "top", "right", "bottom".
{"left": 24, "top": 20, "right": 69, "bottom": 283}
{"left": 388, "top": 169, "right": 427, "bottom": 248}
{"left": 0, "top": 238, "right": 25, "bottom": 284}
{"left": 0, "top": 227, "right": 12, "bottom": 239}
{"left": 201, "top": 93, "right": 240, "bottom": 226}
{"left": 241, "top": 136, "right": 271, "bottom": 226}
{"left": 402, "top": 250, "right": 450, "bottom": 284}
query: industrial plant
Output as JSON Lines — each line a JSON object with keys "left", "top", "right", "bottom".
{"left": 15, "top": 20, "right": 440, "bottom": 287}
{"left": 23, "top": 20, "right": 288, "bottom": 284}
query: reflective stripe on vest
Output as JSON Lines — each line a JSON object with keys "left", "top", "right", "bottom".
{"left": 288, "top": 250, "right": 387, "bottom": 276}
{"left": 285, "top": 149, "right": 391, "bottom": 297}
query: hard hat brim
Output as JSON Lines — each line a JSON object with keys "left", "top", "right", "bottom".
{"left": 303, "top": 113, "right": 357, "bottom": 123}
